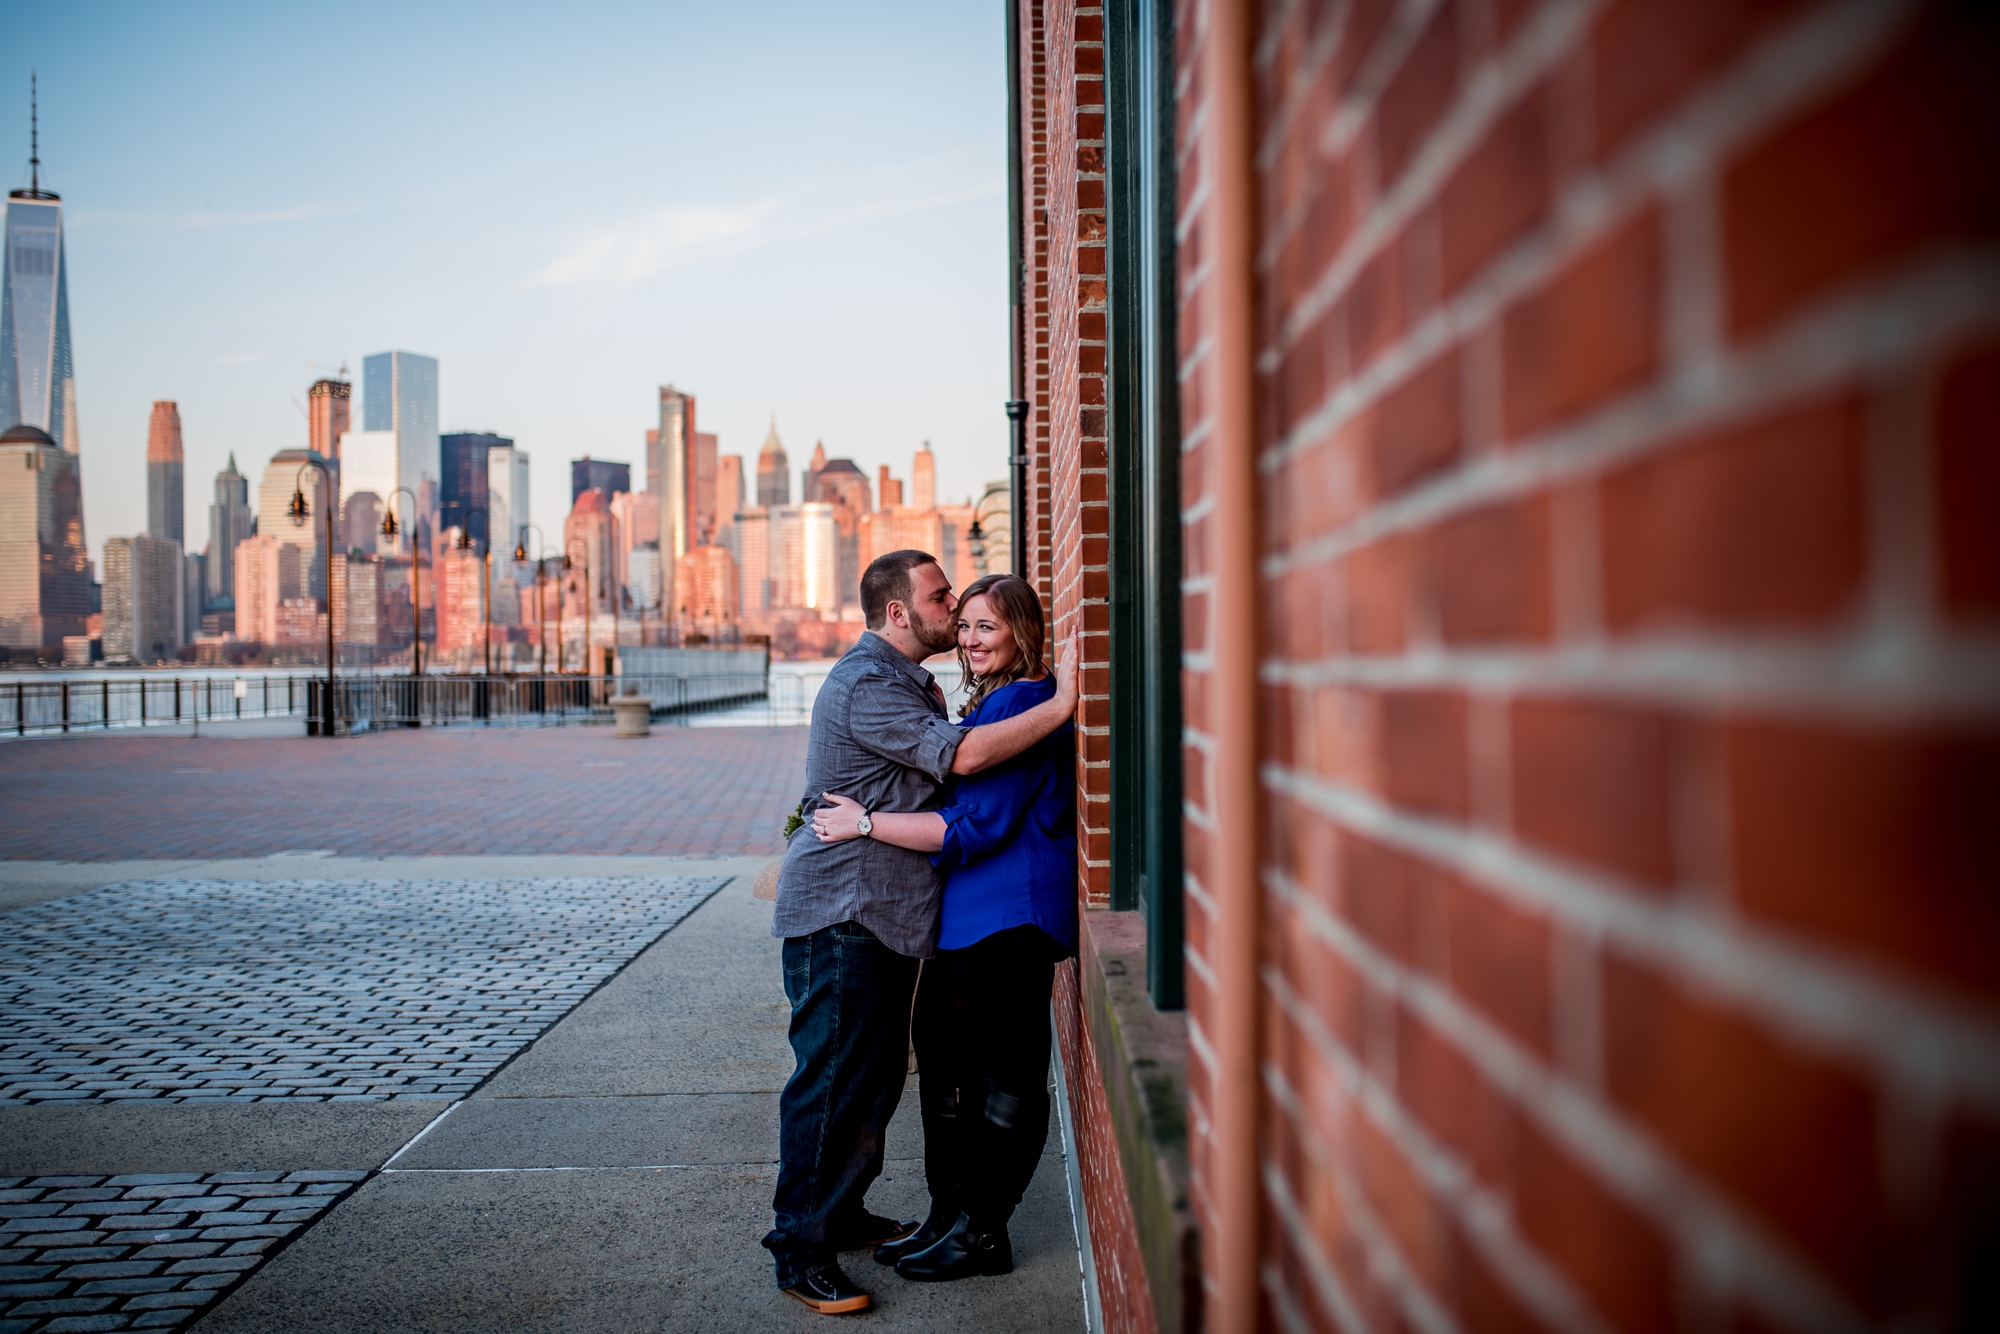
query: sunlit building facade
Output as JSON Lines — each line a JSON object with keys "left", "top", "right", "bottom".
{"left": 0, "top": 423, "right": 87, "bottom": 653}
{"left": 307, "top": 377, "right": 351, "bottom": 462}
{"left": 769, "top": 502, "right": 836, "bottom": 613}
{"left": 653, "top": 387, "right": 695, "bottom": 564}
{"left": 255, "top": 449, "right": 333, "bottom": 602}
{"left": 674, "top": 543, "right": 737, "bottom": 628}
{"left": 730, "top": 507, "right": 770, "bottom": 618}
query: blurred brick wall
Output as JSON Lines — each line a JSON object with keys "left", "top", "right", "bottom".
{"left": 1172, "top": 0, "right": 2000, "bottom": 1330}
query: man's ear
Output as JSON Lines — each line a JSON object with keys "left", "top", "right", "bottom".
{"left": 885, "top": 599, "right": 909, "bottom": 630}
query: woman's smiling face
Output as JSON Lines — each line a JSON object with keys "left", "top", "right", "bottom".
{"left": 957, "top": 593, "right": 1018, "bottom": 678}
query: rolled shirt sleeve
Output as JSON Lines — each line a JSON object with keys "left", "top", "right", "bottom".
{"left": 846, "top": 665, "right": 964, "bottom": 782}
{"left": 934, "top": 770, "right": 1039, "bottom": 870}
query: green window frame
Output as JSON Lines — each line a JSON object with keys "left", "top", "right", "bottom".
{"left": 1105, "top": 0, "right": 1185, "bottom": 1009}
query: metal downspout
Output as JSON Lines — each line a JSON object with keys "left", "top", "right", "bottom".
{"left": 1006, "top": 0, "right": 1030, "bottom": 584}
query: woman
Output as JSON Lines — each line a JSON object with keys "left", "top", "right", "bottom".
{"left": 810, "top": 573, "right": 1076, "bottom": 1282}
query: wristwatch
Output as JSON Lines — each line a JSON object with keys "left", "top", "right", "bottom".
{"left": 856, "top": 809, "right": 874, "bottom": 837}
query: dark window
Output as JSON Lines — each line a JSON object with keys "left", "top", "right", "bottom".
{"left": 1106, "top": 0, "right": 1185, "bottom": 1009}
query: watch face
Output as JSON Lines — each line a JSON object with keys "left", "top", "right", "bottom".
{"left": 856, "top": 816, "right": 873, "bottom": 835}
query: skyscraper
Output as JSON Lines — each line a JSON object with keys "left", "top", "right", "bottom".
{"left": 756, "top": 417, "right": 789, "bottom": 507}
{"left": 205, "top": 453, "right": 251, "bottom": 603}
{"left": 233, "top": 534, "right": 283, "bottom": 645}
{"left": 102, "top": 534, "right": 181, "bottom": 662}
{"left": 717, "top": 455, "right": 744, "bottom": 516}
{"left": 488, "top": 440, "right": 530, "bottom": 572}
{"left": 654, "top": 387, "right": 695, "bottom": 564}
{"left": 571, "top": 457, "right": 630, "bottom": 509}
{"left": 912, "top": 443, "right": 936, "bottom": 512}
{"left": 0, "top": 422, "right": 87, "bottom": 653}
{"left": 1, "top": 82, "right": 78, "bottom": 453}
{"left": 440, "top": 431, "right": 506, "bottom": 552}
{"left": 354, "top": 351, "right": 438, "bottom": 549}
{"left": 807, "top": 457, "right": 870, "bottom": 610}
{"left": 256, "top": 448, "right": 332, "bottom": 600}
{"left": 802, "top": 440, "right": 827, "bottom": 502}
{"left": 693, "top": 430, "right": 718, "bottom": 545}
{"left": 308, "top": 377, "right": 351, "bottom": 461}
{"left": 731, "top": 508, "right": 770, "bottom": 617}
{"left": 146, "top": 401, "right": 183, "bottom": 544}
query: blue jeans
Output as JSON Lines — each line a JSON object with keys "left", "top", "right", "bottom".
{"left": 763, "top": 920, "right": 920, "bottom": 1286}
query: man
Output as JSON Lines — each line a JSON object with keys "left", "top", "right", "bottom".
{"left": 763, "top": 549, "right": 1077, "bottom": 1314}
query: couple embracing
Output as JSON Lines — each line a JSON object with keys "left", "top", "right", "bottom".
{"left": 763, "top": 548, "right": 1080, "bottom": 1314}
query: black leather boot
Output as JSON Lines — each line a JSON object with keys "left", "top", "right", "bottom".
{"left": 872, "top": 1208, "right": 955, "bottom": 1266}
{"left": 894, "top": 1212, "right": 1014, "bottom": 1281}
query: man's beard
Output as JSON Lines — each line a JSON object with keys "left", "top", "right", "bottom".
{"left": 913, "top": 611, "right": 959, "bottom": 655}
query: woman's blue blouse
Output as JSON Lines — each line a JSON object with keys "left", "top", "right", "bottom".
{"left": 932, "top": 676, "right": 1078, "bottom": 952}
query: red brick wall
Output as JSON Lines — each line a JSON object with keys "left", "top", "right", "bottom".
{"left": 1175, "top": 0, "right": 2000, "bottom": 1331}
{"left": 1056, "top": 951, "right": 1163, "bottom": 1333}
{"left": 1025, "top": 0, "right": 1162, "bottom": 1326}
{"left": 1041, "top": 0, "right": 1117, "bottom": 912}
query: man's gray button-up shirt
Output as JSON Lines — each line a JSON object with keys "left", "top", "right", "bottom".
{"left": 772, "top": 631, "right": 966, "bottom": 958}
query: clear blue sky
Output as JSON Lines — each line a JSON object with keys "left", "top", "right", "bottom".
{"left": 7, "top": 1, "right": 1010, "bottom": 568}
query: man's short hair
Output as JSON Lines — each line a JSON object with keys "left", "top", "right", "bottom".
{"left": 861, "top": 549, "right": 939, "bottom": 630}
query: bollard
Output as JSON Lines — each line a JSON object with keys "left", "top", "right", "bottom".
{"left": 611, "top": 685, "right": 651, "bottom": 738}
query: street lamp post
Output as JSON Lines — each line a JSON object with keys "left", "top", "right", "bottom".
{"left": 381, "top": 486, "right": 425, "bottom": 677}
{"left": 607, "top": 576, "right": 621, "bottom": 674}
{"left": 514, "top": 525, "right": 549, "bottom": 676}
{"left": 288, "top": 460, "right": 338, "bottom": 737}
{"left": 563, "top": 537, "right": 590, "bottom": 681}
{"left": 456, "top": 505, "right": 494, "bottom": 675}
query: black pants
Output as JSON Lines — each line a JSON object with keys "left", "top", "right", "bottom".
{"left": 764, "top": 921, "right": 921, "bottom": 1285}
{"left": 911, "top": 924, "right": 1063, "bottom": 1233}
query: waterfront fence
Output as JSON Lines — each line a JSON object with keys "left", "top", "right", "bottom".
{"left": 2, "top": 671, "right": 768, "bottom": 739}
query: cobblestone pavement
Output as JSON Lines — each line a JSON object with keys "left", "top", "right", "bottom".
{"left": 0, "top": 726, "right": 808, "bottom": 862}
{"left": 1, "top": 877, "right": 726, "bottom": 1105}
{"left": 0, "top": 1169, "right": 364, "bottom": 1332}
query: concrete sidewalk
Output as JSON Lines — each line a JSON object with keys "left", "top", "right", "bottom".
{"left": 1, "top": 859, "right": 1087, "bottom": 1331}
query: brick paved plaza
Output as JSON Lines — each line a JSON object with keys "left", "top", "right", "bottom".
{"left": 2, "top": 876, "right": 725, "bottom": 1105}
{"left": 0, "top": 724, "right": 1086, "bottom": 1331}
{"left": 0, "top": 725, "right": 809, "bottom": 861}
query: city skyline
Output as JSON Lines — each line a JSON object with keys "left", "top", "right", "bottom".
{"left": 5, "top": 2, "right": 1009, "bottom": 573}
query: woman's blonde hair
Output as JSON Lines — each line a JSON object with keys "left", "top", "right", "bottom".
{"left": 953, "top": 574, "right": 1048, "bottom": 718}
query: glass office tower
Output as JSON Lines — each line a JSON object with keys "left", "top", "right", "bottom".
{"left": 2, "top": 191, "right": 76, "bottom": 451}
{"left": 361, "top": 350, "right": 439, "bottom": 537}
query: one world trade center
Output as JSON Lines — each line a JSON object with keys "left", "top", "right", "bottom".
{"left": 1, "top": 78, "right": 76, "bottom": 450}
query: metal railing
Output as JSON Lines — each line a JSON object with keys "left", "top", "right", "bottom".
{"left": 2, "top": 674, "right": 317, "bottom": 737}
{"left": 2, "top": 672, "right": 768, "bottom": 739}
{"left": 311, "top": 673, "right": 770, "bottom": 735}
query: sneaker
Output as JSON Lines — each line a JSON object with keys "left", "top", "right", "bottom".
{"left": 780, "top": 1262, "right": 872, "bottom": 1314}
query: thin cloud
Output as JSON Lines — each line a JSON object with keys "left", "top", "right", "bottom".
{"left": 525, "top": 167, "right": 1000, "bottom": 292}
{"left": 528, "top": 201, "right": 789, "bottom": 287}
